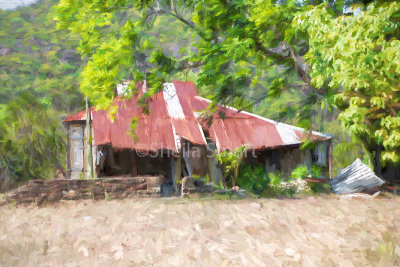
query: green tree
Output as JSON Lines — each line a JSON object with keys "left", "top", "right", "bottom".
{"left": 55, "top": 0, "right": 400, "bottom": 175}
{"left": 294, "top": 1, "right": 400, "bottom": 173}
{"left": 0, "top": 0, "right": 85, "bottom": 186}
{"left": 0, "top": 0, "right": 84, "bottom": 110}
{"left": 55, "top": 0, "right": 312, "bottom": 109}
{"left": 0, "top": 93, "right": 66, "bottom": 185}
{"left": 216, "top": 145, "right": 247, "bottom": 187}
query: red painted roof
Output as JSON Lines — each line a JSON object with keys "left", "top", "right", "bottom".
{"left": 64, "top": 110, "right": 87, "bottom": 122}
{"left": 189, "top": 96, "right": 330, "bottom": 151}
{"left": 65, "top": 81, "right": 331, "bottom": 152}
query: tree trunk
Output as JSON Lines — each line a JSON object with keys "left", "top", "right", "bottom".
{"left": 131, "top": 150, "right": 138, "bottom": 176}
{"left": 85, "top": 97, "right": 94, "bottom": 179}
{"left": 374, "top": 146, "right": 383, "bottom": 177}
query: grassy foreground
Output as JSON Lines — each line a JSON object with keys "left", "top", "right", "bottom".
{"left": 0, "top": 195, "right": 399, "bottom": 266}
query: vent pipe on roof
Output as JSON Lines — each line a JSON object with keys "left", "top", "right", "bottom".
{"left": 116, "top": 81, "right": 129, "bottom": 95}
{"left": 142, "top": 80, "right": 147, "bottom": 93}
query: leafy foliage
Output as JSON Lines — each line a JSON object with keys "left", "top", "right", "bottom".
{"left": 290, "top": 165, "right": 308, "bottom": 180}
{"left": 0, "top": 93, "right": 66, "bottom": 184}
{"left": 226, "top": 161, "right": 321, "bottom": 197}
{"left": 216, "top": 145, "right": 247, "bottom": 187}
{"left": 290, "top": 164, "right": 323, "bottom": 180}
{"left": 55, "top": 0, "right": 316, "bottom": 111}
{"left": 0, "top": 0, "right": 84, "bottom": 110}
{"left": 236, "top": 164, "right": 268, "bottom": 195}
{"left": 55, "top": 0, "right": 398, "bottom": 176}
{"left": 294, "top": 2, "right": 400, "bottom": 168}
{"left": 264, "top": 171, "right": 311, "bottom": 198}
{"left": 310, "top": 165, "right": 323, "bottom": 178}
{"left": 0, "top": 0, "right": 85, "bottom": 186}
{"left": 269, "top": 172, "right": 284, "bottom": 188}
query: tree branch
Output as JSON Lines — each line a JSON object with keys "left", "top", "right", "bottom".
{"left": 147, "top": 7, "right": 196, "bottom": 30}
{"left": 177, "top": 60, "right": 204, "bottom": 71}
{"left": 288, "top": 45, "right": 311, "bottom": 85}
{"left": 254, "top": 40, "right": 288, "bottom": 60}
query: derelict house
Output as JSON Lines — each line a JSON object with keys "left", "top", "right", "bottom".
{"left": 64, "top": 81, "right": 332, "bottom": 187}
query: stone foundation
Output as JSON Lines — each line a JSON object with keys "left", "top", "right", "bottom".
{"left": 3, "top": 176, "right": 165, "bottom": 206}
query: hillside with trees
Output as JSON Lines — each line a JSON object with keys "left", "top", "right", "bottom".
{"left": 0, "top": 0, "right": 84, "bottom": 187}
{"left": 1, "top": 0, "right": 399, "bottom": 188}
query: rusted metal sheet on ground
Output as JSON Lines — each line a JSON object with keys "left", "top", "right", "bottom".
{"left": 65, "top": 81, "right": 331, "bottom": 153}
{"left": 330, "top": 158, "right": 385, "bottom": 194}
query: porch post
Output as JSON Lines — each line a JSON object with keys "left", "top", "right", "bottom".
{"left": 174, "top": 152, "right": 182, "bottom": 194}
{"left": 328, "top": 140, "right": 333, "bottom": 178}
{"left": 131, "top": 150, "right": 138, "bottom": 176}
{"left": 85, "top": 96, "right": 94, "bottom": 179}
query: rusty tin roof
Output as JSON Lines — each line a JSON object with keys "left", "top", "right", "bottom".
{"left": 65, "top": 81, "right": 331, "bottom": 152}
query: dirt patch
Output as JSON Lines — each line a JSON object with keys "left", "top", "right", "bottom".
{"left": 0, "top": 196, "right": 399, "bottom": 266}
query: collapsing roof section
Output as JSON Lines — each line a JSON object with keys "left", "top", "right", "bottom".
{"left": 190, "top": 96, "right": 331, "bottom": 151}
{"left": 65, "top": 81, "right": 331, "bottom": 152}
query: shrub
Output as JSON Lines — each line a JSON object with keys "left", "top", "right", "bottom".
{"left": 310, "top": 165, "right": 323, "bottom": 178}
{"left": 234, "top": 164, "right": 314, "bottom": 197}
{"left": 267, "top": 170, "right": 311, "bottom": 197}
{"left": 220, "top": 158, "right": 325, "bottom": 197}
{"left": 290, "top": 164, "right": 324, "bottom": 179}
{"left": 290, "top": 165, "right": 308, "bottom": 179}
{"left": 290, "top": 164, "right": 329, "bottom": 194}
{"left": 236, "top": 164, "right": 268, "bottom": 195}
{"left": 276, "top": 179, "right": 311, "bottom": 197}
{"left": 269, "top": 172, "right": 283, "bottom": 187}
{"left": 0, "top": 93, "right": 66, "bottom": 187}
{"left": 216, "top": 145, "right": 247, "bottom": 187}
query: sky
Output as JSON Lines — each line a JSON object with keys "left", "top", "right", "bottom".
{"left": 0, "top": 0, "right": 39, "bottom": 10}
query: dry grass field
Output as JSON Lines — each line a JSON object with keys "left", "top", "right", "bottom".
{"left": 0, "top": 195, "right": 400, "bottom": 266}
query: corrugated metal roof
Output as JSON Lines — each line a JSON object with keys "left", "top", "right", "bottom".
{"left": 64, "top": 109, "right": 89, "bottom": 122}
{"left": 92, "top": 82, "right": 181, "bottom": 152}
{"left": 65, "top": 81, "right": 331, "bottom": 152}
{"left": 188, "top": 95, "right": 330, "bottom": 151}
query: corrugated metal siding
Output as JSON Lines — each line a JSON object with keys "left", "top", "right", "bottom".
{"left": 67, "top": 123, "right": 84, "bottom": 179}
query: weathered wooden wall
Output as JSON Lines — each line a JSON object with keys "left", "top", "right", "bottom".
{"left": 183, "top": 141, "right": 224, "bottom": 185}
{"left": 277, "top": 147, "right": 308, "bottom": 176}
{"left": 183, "top": 144, "right": 209, "bottom": 177}
{"left": 259, "top": 141, "right": 331, "bottom": 178}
